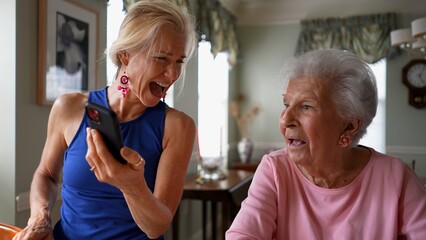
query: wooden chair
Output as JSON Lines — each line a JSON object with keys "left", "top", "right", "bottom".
{"left": 0, "top": 223, "right": 22, "bottom": 240}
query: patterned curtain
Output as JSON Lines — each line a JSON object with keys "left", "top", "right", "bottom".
{"left": 122, "top": 0, "right": 239, "bottom": 65}
{"left": 295, "top": 13, "right": 399, "bottom": 64}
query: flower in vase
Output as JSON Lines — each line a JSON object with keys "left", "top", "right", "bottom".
{"left": 230, "top": 93, "right": 260, "bottom": 138}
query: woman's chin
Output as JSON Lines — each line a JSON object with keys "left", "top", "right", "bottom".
{"left": 287, "top": 148, "right": 309, "bottom": 163}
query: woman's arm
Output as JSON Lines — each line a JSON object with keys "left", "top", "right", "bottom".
{"left": 86, "top": 107, "right": 196, "bottom": 239}
{"left": 226, "top": 156, "right": 278, "bottom": 239}
{"left": 14, "top": 94, "right": 86, "bottom": 240}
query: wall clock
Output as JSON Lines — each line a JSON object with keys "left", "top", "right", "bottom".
{"left": 402, "top": 59, "right": 426, "bottom": 109}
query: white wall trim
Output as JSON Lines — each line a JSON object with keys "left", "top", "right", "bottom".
{"left": 386, "top": 145, "right": 426, "bottom": 155}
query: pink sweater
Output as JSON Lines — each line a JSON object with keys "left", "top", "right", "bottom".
{"left": 226, "top": 148, "right": 426, "bottom": 240}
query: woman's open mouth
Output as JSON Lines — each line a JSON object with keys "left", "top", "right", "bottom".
{"left": 287, "top": 138, "right": 306, "bottom": 146}
{"left": 149, "top": 82, "right": 167, "bottom": 98}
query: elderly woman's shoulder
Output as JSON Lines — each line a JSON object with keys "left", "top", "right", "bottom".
{"left": 368, "top": 148, "right": 417, "bottom": 180}
{"left": 369, "top": 148, "right": 408, "bottom": 168}
{"left": 258, "top": 147, "right": 291, "bottom": 168}
{"left": 266, "top": 148, "right": 286, "bottom": 157}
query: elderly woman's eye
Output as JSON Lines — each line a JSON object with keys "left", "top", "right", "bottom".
{"left": 302, "top": 105, "right": 312, "bottom": 110}
{"left": 283, "top": 103, "right": 289, "bottom": 109}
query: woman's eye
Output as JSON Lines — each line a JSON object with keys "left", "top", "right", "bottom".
{"left": 283, "top": 103, "right": 289, "bottom": 109}
{"left": 154, "top": 56, "right": 168, "bottom": 62}
{"left": 302, "top": 105, "right": 312, "bottom": 110}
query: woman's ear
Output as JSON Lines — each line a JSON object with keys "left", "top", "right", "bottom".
{"left": 117, "top": 51, "right": 129, "bottom": 66}
{"left": 344, "top": 119, "right": 361, "bottom": 136}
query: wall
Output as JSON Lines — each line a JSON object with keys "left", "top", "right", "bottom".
{"left": 0, "top": 0, "right": 16, "bottom": 223}
{"left": 235, "top": 14, "right": 426, "bottom": 177}
{"left": 232, "top": 23, "right": 300, "bottom": 163}
{"left": 386, "top": 14, "right": 426, "bottom": 177}
{"left": 0, "top": 0, "right": 108, "bottom": 227}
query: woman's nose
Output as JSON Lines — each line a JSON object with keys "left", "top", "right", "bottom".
{"left": 165, "top": 63, "right": 180, "bottom": 81}
{"left": 280, "top": 108, "right": 294, "bottom": 128}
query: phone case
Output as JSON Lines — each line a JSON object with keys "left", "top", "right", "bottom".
{"left": 85, "top": 101, "right": 127, "bottom": 164}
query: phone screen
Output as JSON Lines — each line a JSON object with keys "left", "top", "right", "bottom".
{"left": 85, "top": 101, "right": 127, "bottom": 164}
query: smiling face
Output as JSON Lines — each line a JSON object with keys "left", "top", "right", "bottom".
{"left": 120, "top": 25, "right": 187, "bottom": 107}
{"left": 280, "top": 77, "right": 347, "bottom": 165}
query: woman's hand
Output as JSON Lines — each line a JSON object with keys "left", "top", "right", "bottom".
{"left": 85, "top": 128, "right": 147, "bottom": 192}
{"left": 12, "top": 211, "right": 53, "bottom": 240}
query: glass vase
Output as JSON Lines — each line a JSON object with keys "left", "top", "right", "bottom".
{"left": 237, "top": 137, "right": 253, "bottom": 163}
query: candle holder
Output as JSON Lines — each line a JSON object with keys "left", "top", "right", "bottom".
{"left": 197, "top": 156, "right": 226, "bottom": 182}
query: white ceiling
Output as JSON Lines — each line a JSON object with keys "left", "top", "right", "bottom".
{"left": 218, "top": 0, "right": 426, "bottom": 25}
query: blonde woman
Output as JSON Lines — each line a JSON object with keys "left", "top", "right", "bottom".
{"left": 15, "top": 1, "right": 197, "bottom": 239}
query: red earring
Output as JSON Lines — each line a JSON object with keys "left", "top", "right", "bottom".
{"left": 118, "top": 69, "right": 129, "bottom": 97}
{"left": 338, "top": 133, "right": 351, "bottom": 147}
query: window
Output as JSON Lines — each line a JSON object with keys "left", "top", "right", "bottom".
{"left": 106, "top": 1, "right": 125, "bottom": 86}
{"left": 197, "top": 40, "right": 229, "bottom": 158}
{"left": 359, "top": 60, "right": 386, "bottom": 152}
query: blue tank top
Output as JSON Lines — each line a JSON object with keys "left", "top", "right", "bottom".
{"left": 53, "top": 88, "right": 165, "bottom": 239}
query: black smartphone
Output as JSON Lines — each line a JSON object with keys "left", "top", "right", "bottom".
{"left": 85, "top": 101, "right": 127, "bottom": 164}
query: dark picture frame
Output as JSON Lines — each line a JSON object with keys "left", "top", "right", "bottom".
{"left": 38, "top": 0, "right": 98, "bottom": 105}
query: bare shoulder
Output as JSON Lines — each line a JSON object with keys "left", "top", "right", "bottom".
{"left": 52, "top": 92, "right": 88, "bottom": 116}
{"left": 164, "top": 107, "right": 195, "bottom": 130}
{"left": 49, "top": 93, "right": 88, "bottom": 144}
{"left": 162, "top": 108, "right": 196, "bottom": 165}
{"left": 164, "top": 108, "right": 196, "bottom": 143}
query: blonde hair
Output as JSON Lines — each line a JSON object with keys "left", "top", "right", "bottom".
{"left": 107, "top": 0, "right": 197, "bottom": 79}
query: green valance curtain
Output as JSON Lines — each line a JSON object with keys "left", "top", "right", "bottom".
{"left": 122, "top": 0, "right": 239, "bottom": 65}
{"left": 295, "top": 12, "right": 399, "bottom": 64}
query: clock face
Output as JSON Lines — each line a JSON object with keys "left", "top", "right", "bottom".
{"left": 402, "top": 59, "right": 426, "bottom": 108}
{"left": 406, "top": 62, "right": 426, "bottom": 88}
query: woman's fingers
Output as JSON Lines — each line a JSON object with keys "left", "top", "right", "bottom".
{"left": 87, "top": 128, "right": 120, "bottom": 165}
{"left": 87, "top": 130, "right": 144, "bottom": 174}
{"left": 85, "top": 127, "right": 98, "bottom": 170}
{"left": 121, "top": 147, "right": 145, "bottom": 170}
{"left": 13, "top": 213, "right": 52, "bottom": 240}
{"left": 128, "top": 158, "right": 144, "bottom": 170}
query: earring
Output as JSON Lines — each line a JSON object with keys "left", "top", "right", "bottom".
{"left": 162, "top": 91, "right": 167, "bottom": 102}
{"left": 118, "top": 69, "right": 130, "bottom": 97}
{"left": 338, "top": 133, "right": 351, "bottom": 147}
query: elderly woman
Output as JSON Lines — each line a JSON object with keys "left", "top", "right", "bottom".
{"left": 226, "top": 49, "right": 426, "bottom": 239}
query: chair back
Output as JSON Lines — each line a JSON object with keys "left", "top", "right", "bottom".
{"left": 0, "top": 223, "right": 22, "bottom": 240}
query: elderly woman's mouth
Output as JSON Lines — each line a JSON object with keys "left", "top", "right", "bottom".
{"left": 149, "top": 82, "right": 167, "bottom": 98}
{"left": 288, "top": 138, "right": 306, "bottom": 146}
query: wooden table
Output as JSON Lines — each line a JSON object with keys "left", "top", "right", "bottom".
{"left": 172, "top": 169, "right": 254, "bottom": 240}
{"left": 231, "top": 161, "right": 259, "bottom": 172}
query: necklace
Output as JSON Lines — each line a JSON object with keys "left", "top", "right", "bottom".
{"left": 296, "top": 147, "right": 371, "bottom": 188}
{"left": 297, "top": 164, "right": 352, "bottom": 189}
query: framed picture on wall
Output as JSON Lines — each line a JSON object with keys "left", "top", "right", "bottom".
{"left": 37, "top": 0, "right": 98, "bottom": 105}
